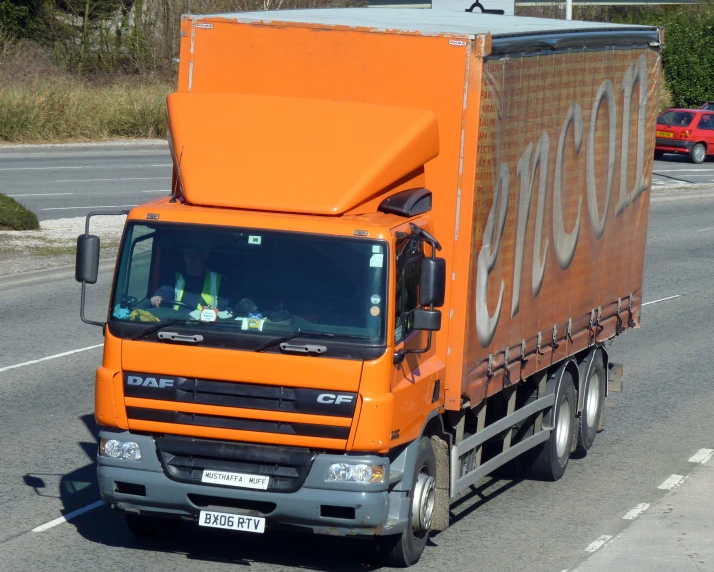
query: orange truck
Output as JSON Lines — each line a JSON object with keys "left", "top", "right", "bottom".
{"left": 75, "top": 8, "right": 662, "bottom": 566}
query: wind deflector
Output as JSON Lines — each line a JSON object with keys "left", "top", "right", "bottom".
{"left": 166, "top": 93, "right": 439, "bottom": 215}
{"left": 490, "top": 28, "right": 661, "bottom": 57}
{"left": 378, "top": 187, "right": 432, "bottom": 217}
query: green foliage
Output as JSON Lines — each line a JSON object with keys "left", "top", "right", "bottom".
{"left": 0, "top": 193, "right": 39, "bottom": 230}
{"left": 609, "top": 3, "right": 714, "bottom": 109}
{"left": 0, "top": 0, "right": 31, "bottom": 37}
{"left": 659, "top": 10, "right": 714, "bottom": 108}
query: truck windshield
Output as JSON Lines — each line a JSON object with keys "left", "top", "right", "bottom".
{"left": 110, "top": 222, "right": 388, "bottom": 345}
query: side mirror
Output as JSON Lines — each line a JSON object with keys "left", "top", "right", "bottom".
{"left": 419, "top": 257, "right": 446, "bottom": 307}
{"left": 76, "top": 235, "right": 100, "bottom": 284}
{"left": 412, "top": 308, "right": 441, "bottom": 331}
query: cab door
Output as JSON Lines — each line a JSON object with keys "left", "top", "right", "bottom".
{"left": 389, "top": 219, "right": 445, "bottom": 446}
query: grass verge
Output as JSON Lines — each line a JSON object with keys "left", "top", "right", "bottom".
{"left": 0, "top": 193, "right": 39, "bottom": 230}
{"left": 0, "top": 78, "right": 172, "bottom": 143}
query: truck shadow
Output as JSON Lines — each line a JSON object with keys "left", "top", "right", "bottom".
{"left": 23, "top": 415, "right": 99, "bottom": 509}
{"left": 22, "top": 413, "right": 555, "bottom": 570}
{"left": 22, "top": 414, "right": 380, "bottom": 570}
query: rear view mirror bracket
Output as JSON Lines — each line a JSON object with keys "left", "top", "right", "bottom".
{"left": 393, "top": 224, "right": 446, "bottom": 364}
{"left": 76, "top": 209, "right": 130, "bottom": 328}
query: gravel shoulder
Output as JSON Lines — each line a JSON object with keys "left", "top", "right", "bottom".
{"left": 0, "top": 215, "right": 125, "bottom": 276}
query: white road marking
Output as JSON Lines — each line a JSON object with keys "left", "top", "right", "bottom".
{"left": 41, "top": 204, "right": 137, "bottom": 211}
{"left": 642, "top": 295, "right": 680, "bottom": 306}
{"left": 0, "top": 164, "right": 171, "bottom": 171}
{"left": 654, "top": 168, "right": 714, "bottom": 173}
{"left": 7, "top": 193, "right": 75, "bottom": 197}
{"left": 0, "top": 344, "right": 103, "bottom": 374}
{"left": 54, "top": 177, "right": 169, "bottom": 183}
{"left": 585, "top": 535, "right": 612, "bottom": 553}
{"left": 658, "top": 474, "right": 685, "bottom": 490}
{"left": 31, "top": 500, "right": 104, "bottom": 533}
{"left": 623, "top": 503, "right": 650, "bottom": 520}
{"left": 697, "top": 227, "right": 714, "bottom": 232}
{"left": 140, "top": 190, "right": 171, "bottom": 193}
{"left": 688, "top": 449, "right": 714, "bottom": 464}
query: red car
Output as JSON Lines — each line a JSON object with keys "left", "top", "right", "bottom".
{"left": 655, "top": 108, "right": 714, "bottom": 163}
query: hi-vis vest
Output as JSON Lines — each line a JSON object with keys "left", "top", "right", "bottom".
{"left": 173, "top": 271, "right": 221, "bottom": 311}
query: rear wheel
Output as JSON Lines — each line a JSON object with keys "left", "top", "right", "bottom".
{"left": 377, "top": 437, "right": 436, "bottom": 567}
{"left": 577, "top": 352, "right": 606, "bottom": 453}
{"left": 654, "top": 150, "right": 664, "bottom": 160}
{"left": 125, "top": 513, "right": 182, "bottom": 539}
{"left": 690, "top": 143, "right": 706, "bottom": 164}
{"left": 523, "top": 370, "right": 576, "bottom": 481}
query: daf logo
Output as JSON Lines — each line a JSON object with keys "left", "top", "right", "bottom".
{"left": 317, "top": 393, "right": 354, "bottom": 405}
{"left": 127, "top": 375, "right": 174, "bottom": 389}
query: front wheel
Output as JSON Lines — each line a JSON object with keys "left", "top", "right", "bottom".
{"left": 377, "top": 437, "right": 436, "bottom": 567}
{"left": 690, "top": 143, "right": 706, "bottom": 164}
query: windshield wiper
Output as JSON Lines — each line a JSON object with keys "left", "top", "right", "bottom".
{"left": 132, "top": 318, "right": 201, "bottom": 341}
{"left": 255, "top": 329, "right": 369, "bottom": 353}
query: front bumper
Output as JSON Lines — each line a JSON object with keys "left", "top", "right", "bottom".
{"left": 97, "top": 430, "right": 408, "bottom": 537}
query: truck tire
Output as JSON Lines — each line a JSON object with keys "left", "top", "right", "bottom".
{"left": 576, "top": 351, "right": 606, "bottom": 453}
{"left": 125, "top": 513, "right": 181, "bottom": 539}
{"left": 378, "top": 436, "right": 436, "bottom": 567}
{"left": 523, "top": 370, "right": 576, "bottom": 481}
{"left": 690, "top": 143, "right": 706, "bottom": 164}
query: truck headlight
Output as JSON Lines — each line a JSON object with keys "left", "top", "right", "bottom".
{"left": 100, "top": 438, "right": 142, "bottom": 460}
{"left": 327, "top": 463, "right": 385, "bottom": 484}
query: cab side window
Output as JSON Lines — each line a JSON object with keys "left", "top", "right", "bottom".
{"left": 126, "top": 232, "right": 154, "bottom": 301}
{"left": 394, "top": 238, "right": 423, "bottom": 345}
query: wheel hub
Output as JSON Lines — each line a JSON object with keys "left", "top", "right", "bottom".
{"left": 694, "top": 146, "right": 705, "bottom": 162}
{"left": 555, "top": 397, "right": 572, "bottom": 458}
{"left": 411, "top": 472, "right": 436, "bottom": 532}
{"left": 585, "top": 370, "right": 600, "bottom": 427}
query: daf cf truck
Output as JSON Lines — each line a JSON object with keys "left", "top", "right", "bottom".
{"left": 76, "top": 8, "right": 661, "bottom": 566}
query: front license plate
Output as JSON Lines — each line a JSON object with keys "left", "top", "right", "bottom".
{"left": 656, "top": 130, "right": 673, "bottom": 138}
{"left": 199, "top": 510, "right": 265, "bottom": 533}
{"left": 201, "top": 469, "right": 269, "bottom": 490}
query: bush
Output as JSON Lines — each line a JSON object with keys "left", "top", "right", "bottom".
{"left": 519, "top": 3, "right": 714, "bottom": 110}
{"left": 608, "top": 3, "right": 714, "bottom": 109}
{"left": 0, "top": 193, "right": 39, "bottom": 230}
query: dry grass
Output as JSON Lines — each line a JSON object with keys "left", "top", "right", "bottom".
{"left": 0, "top": 77, "right": 172, "bottom": 142}
{"left": 657, "top": 80, "right": 674, "bottom": 114}
{"left": 0, "top": 34, "right": 172, "bottom": 142}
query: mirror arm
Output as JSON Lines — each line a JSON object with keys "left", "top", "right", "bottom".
{"left": 78, "top": 208, "right": 129, "bottom": 329}
{"left": 84, "top": 208, "right": 131, "bottom": 235}
{"left": 405, "top": 331, "right": 433, "bottom": 356}
{"left": 80, "top": 281, "right": 106, "bottom": 328}
{"left": 409, "top": 222, "right": 442, "bottom": 256}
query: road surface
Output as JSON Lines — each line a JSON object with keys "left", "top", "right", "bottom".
{"left": 0, "top": 143, "right": 172, "bottom": 220}
{"left": 0, "top": 143, "right": 713, "bottom": 220}
{"left": 0, "top": 146, "right": 713, "bottom": 571}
